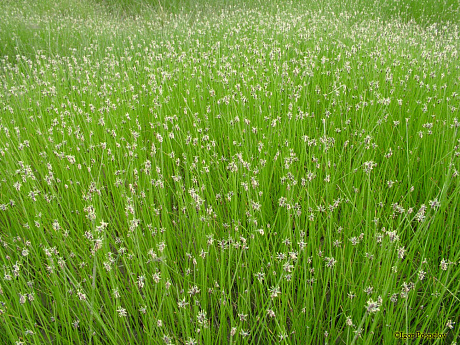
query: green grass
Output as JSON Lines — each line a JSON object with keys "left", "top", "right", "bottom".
{"left": 0, "top": 0, "right": 459, "bottom": 344}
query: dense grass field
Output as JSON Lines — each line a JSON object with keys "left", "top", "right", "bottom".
{"left": 1, "top": 0, "right": 459, "bottom": 344}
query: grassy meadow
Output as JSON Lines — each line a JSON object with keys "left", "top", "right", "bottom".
{"left": 0, "top": 0, "right": 460, "bottom": 343}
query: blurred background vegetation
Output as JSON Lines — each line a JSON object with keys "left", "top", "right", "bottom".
{"left": 1, "top": 0, "right": 458, "bottom": 60}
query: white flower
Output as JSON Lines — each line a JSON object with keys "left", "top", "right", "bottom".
{"left": 365, "top": 297, "right": 381, "bottom": 313}
{"left": 117, "top": 307, "right": 127, "bottom": 317}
